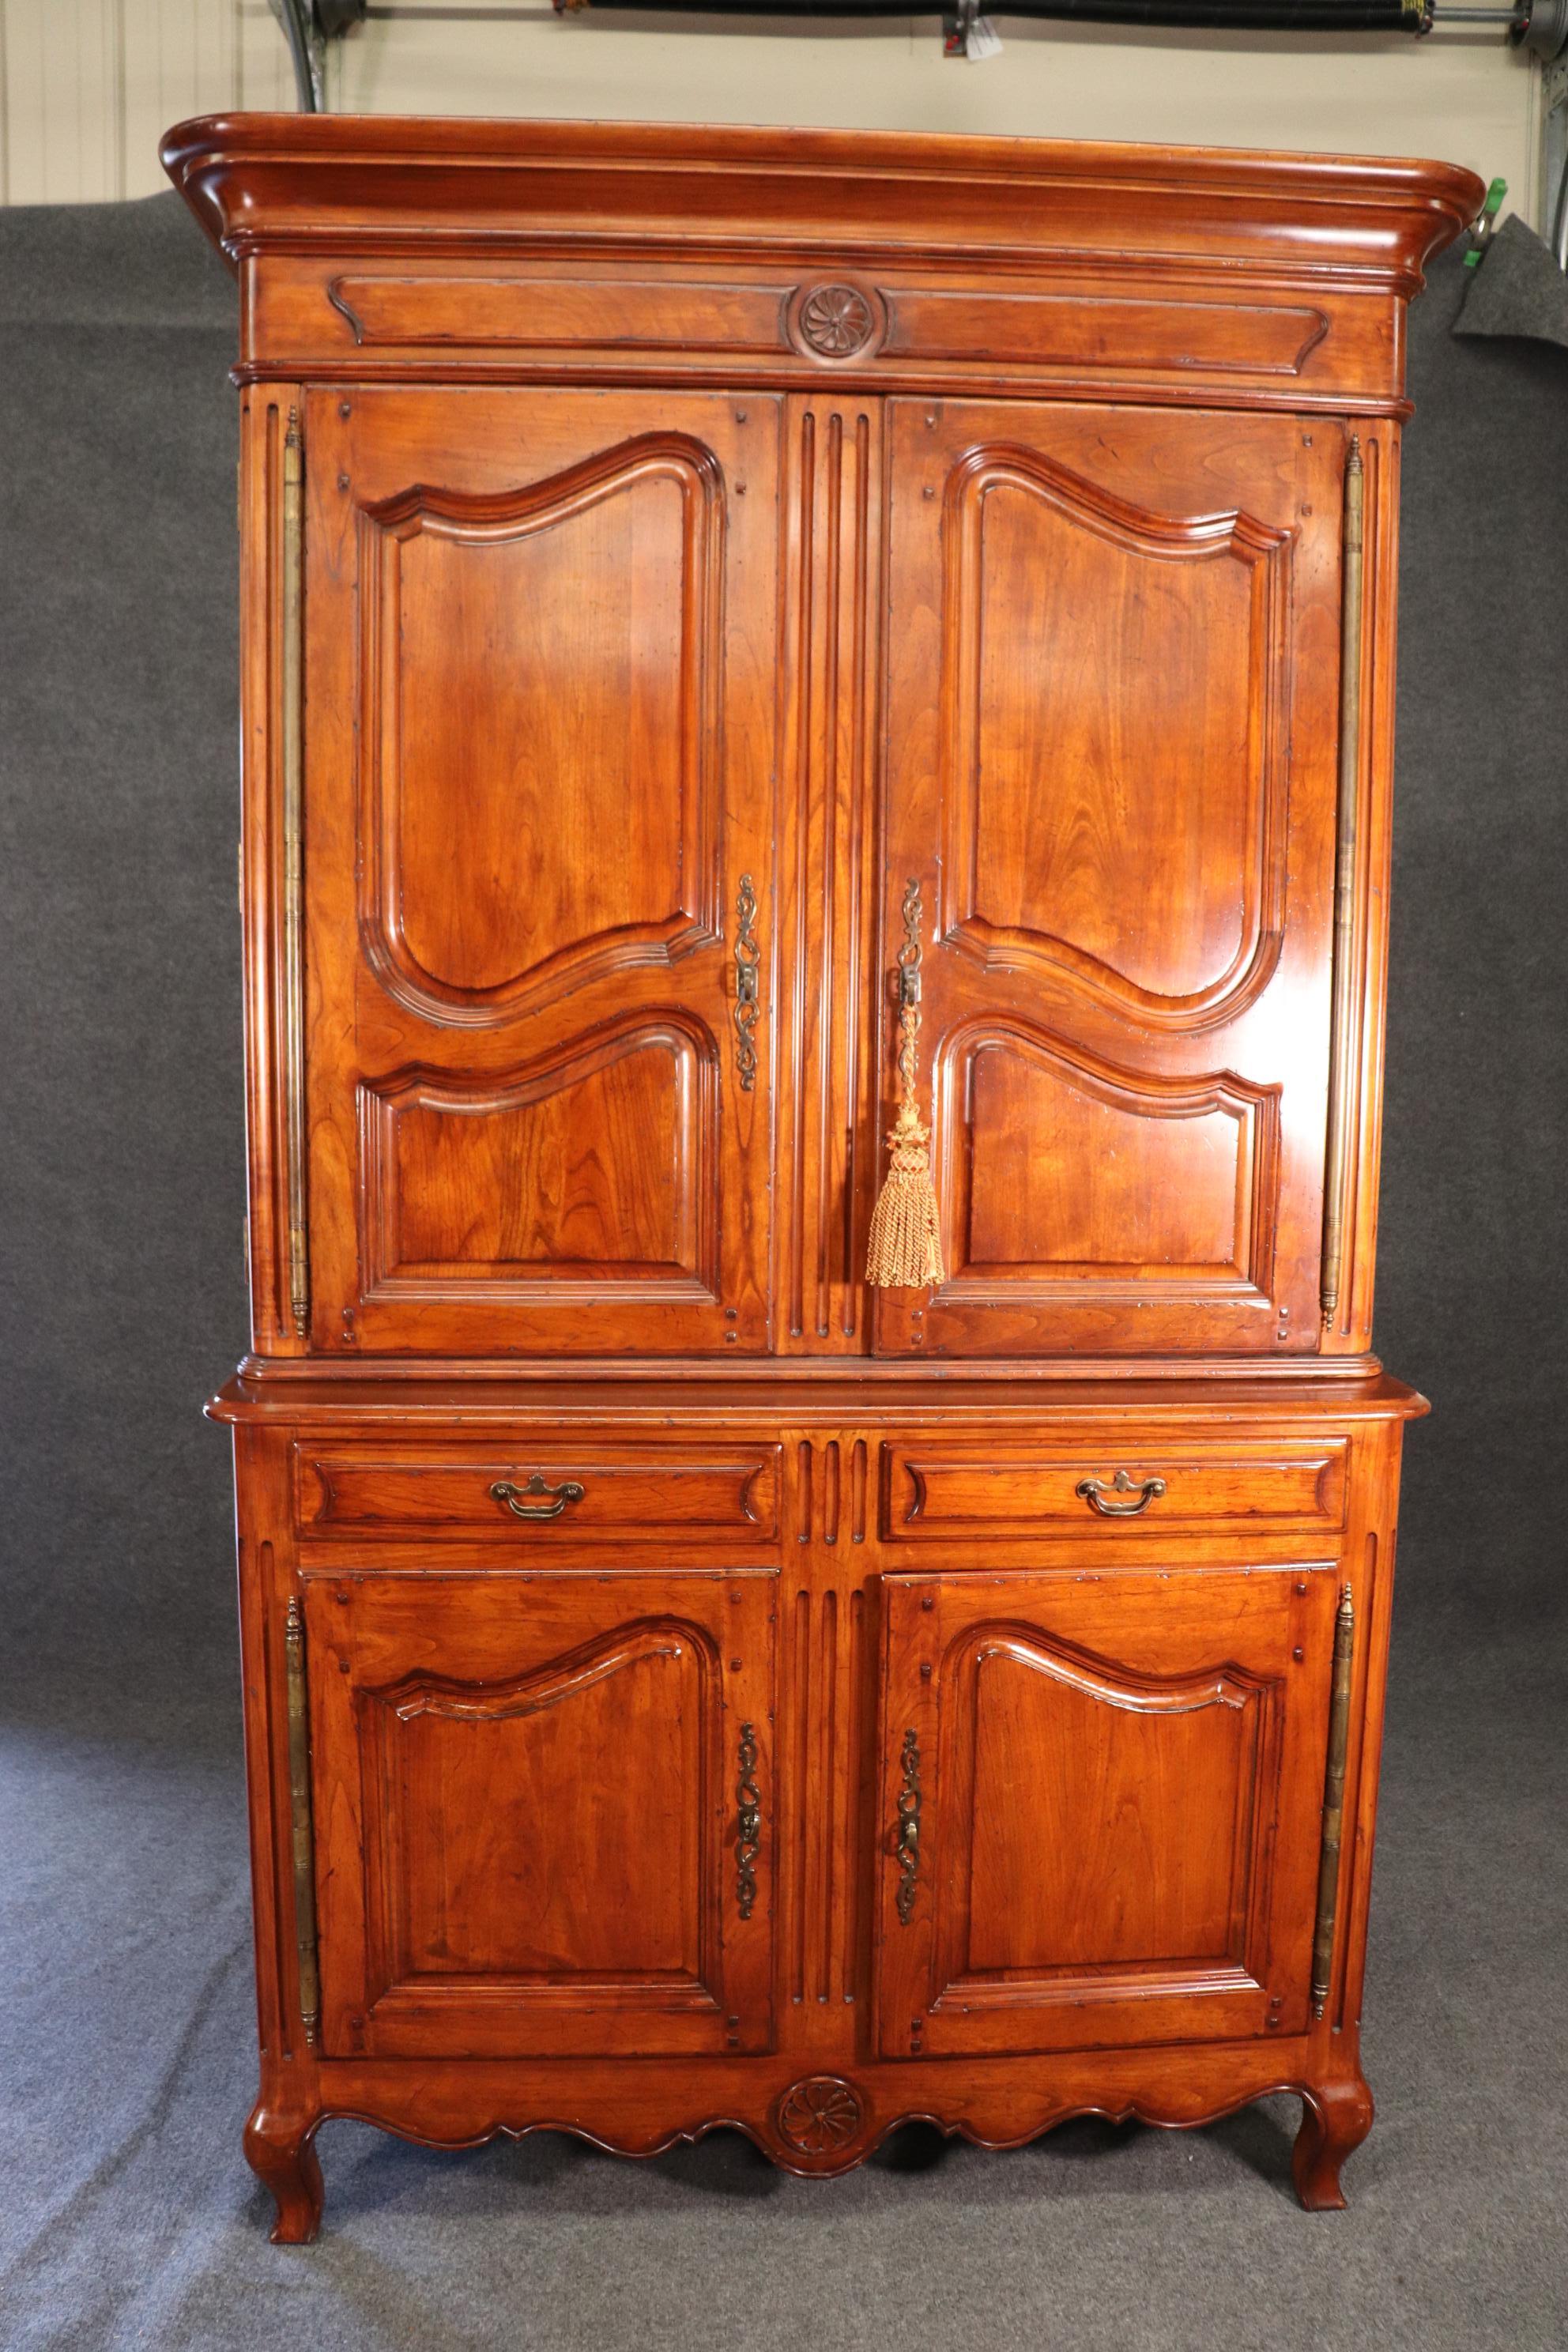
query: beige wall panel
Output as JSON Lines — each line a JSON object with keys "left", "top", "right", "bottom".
{"left": 119, "top": 0, "right": 238, "bottom": 197}
{"left": 1, "top": 0, "right": 245, "bottom": 202}
{"left": 236, "top": 0, "right": 293, "bottom": 116}
{"left": 2, "top": 0, "right": 124, "bottom": 203}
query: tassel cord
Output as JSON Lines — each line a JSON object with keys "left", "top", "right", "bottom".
{"left": 866, "top": 880, "right": 945, "bottom": 1291}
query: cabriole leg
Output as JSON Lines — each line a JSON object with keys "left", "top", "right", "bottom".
{"left": 1292, "top": 2077, "right": 1374, "bottom": 2212}
{"left": 244, "top": 2100, "right": 324, "bottom": 2244}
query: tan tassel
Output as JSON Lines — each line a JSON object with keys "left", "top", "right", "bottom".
{"left": 866, "top": 1091, "right": 944, "bottom": 1288}
{"left": 867, "top": 879, "right": 945, "bottom": 1289}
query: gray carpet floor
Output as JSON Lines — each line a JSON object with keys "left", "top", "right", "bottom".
{"left": 2, "top": 188, "right": 1565, "bottom": 2352}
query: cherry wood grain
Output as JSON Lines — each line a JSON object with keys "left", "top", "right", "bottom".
{"left": 243, "top": 2101, "right": 323, "bottom": 2245}
{"left": 175, "top": 120, "right": 1464, "bottom": 2233}
{"left": 293, "top": 1441, "right": 782, "bottom": 1543}
{"left": 236, "top": 390, "right": 298, "bottom": 1355}
{"left": 225, "top": 1394, "right": 1409, "bottom": 2228}
{"left": 880, "top": 1442, "right": 1348, "bottom": 1540}
{"left": 161, "top": 115, "right": 1480, "bottom": 420}
{"left": 875, "top": 401, "right": 1344, "bottom": 1360}
{"left": 773, "top": 398, "right": 884, "bottom": 1352}
{"left": 873, "top": 1562, "right": 1333, "bottom": 2057}
{"left": 307, "top": 1568, "right": 776, "bottom": 2057}
{"left": 1324, "top": 429, "right": 1400, "bottom": 1360}
{"left": 302, "top": 388, "right": 775, "bottom": 1357}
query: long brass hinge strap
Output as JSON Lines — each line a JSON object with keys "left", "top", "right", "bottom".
{"left": 1321, "top": 435, "right": 1365, "bottom": 1330}
{"left": 283, "top": 1596, "right": 322, "bottom": 2049}
{"left": 1310, "top": 1582, "right": 1356, "bottom": 2018}
{"left": 281, "top": 406, "right": 310, "bottom": 1340}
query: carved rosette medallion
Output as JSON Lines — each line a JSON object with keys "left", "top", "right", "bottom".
{"left": 787, "top": 281, "right": 887, "bottom": 364}
{"left": 775, "top": 2075, "right": 865, "bottom": 2157}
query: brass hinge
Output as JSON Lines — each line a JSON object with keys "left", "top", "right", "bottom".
{"left": 281, "top": 407, "right": 310, "bottom": 1339}
{"left": 1310, "top": 1582, "right": 1356, "bottom": 2018}
{"left": 283, "top": 1596, "right": 322, "bottom": 2049}
{"left": 1321, "top": 435, "right": 1365, "bottom": 1332}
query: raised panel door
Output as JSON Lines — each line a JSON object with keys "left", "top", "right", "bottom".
{"left": 876, "top": 403, "right": 1348, "bottom": 1356}
{"left": 304, "top": 1568, "right": 776, "bottom": 2057}
{"left": 301, "top": 389, "right": 778, "bottom": 1355}
{"left": 873, "top": 1562, "right": 1339, "bottom": 2056}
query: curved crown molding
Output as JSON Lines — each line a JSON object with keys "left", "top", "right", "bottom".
{"left": 161, "top": 115, "right": 1483, "bottom": 295}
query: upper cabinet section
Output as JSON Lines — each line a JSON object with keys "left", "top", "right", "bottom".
{"left": 162, "top": 117, "right": 1482, "bottom": 416}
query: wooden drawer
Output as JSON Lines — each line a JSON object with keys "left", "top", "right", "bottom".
{"left": 880, "top": 1441, "right": 1348, "bottom": 1541}
{"left": 295, "top": 1442, "right": 782, "bottom": 1544}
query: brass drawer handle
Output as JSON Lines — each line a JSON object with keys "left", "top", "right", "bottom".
{"left": 489, "top": 1474, "right": 586, "bottom": 1522}
{"left": 1075, "top": 1470, "right": 1167, "bottom": 1518}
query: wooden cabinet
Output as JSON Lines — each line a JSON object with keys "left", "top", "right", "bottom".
{"left": 168, "top": 113, "right": 1477, "bottom": 2238}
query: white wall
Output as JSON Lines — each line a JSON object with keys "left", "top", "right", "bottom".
{"left": 0, "top": 0, "right": 1543, "bottom": 224}
{"left": 0, "top": 3, "right": 292, "bottom": 205}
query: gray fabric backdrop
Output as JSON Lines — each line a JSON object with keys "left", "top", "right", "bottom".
{"left": 0, "top": 189, "right": 1563, "bottom": 2352}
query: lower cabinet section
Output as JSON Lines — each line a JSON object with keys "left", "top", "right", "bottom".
{"left": 222, "top": 1385, "right": 1416, "bottom": 2237}
{"left": 303, "top": 1570, "right": 778, "bottom": 2057}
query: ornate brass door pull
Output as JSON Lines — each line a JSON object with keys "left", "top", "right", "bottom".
{"left": 736, "top": 1721, "right": 761, "bottom": 1920}
{"left": 895, "top": 1726, "right": 922, "bottom": 1925}
{"left": 1075, "top": 1469, "right": 1167, "bottom": 1517}
{"left": 733, "top": 873, "right": 761, "bottom": 1091}
{"left": 489, "top": 1474, "right": 586, "bottom": 1521}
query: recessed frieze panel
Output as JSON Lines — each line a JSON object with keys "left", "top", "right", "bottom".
{"left": 887, "top": 288, "right": 1328, "bottom": 376}
{"left": 359, "top": 433, "right": 723, "bottom": 1027}
{"left": 937, "top": 1020, "right": 1280, "bottom": 1302}
{"left": 360, "top": 1013, "right": 718, "bottom": 1300}
{"left": 940, "top": 447, "right": 1292, "bottom": 1025}
{"left": 327, "top": 272, "right": 790, "bottom": 353}
{"left": 319, "top": 275, "right": 1326, "bottom": 383}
